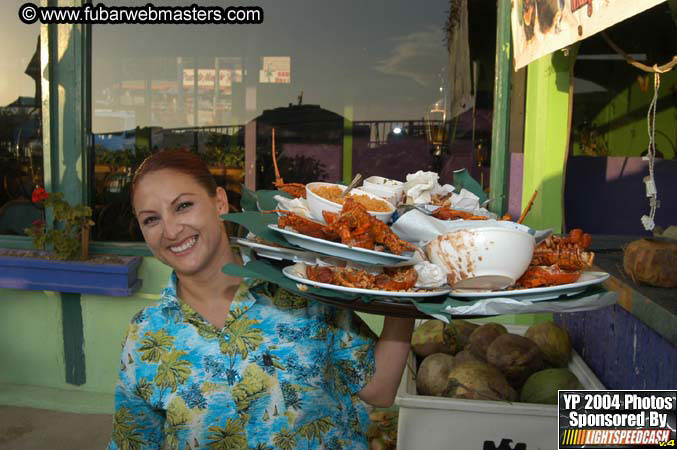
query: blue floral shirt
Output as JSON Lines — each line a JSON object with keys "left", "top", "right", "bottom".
{"left": 108, "top": 273, "right": 377, "bottom": 450}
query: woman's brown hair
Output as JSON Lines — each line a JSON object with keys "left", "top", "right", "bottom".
{"left": 130, "top": 149, "right": 218, "bottom": 210}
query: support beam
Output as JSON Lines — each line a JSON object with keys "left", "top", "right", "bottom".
{"left": 489, "top": 0, "right": 512, "bottom": 216}
{"left": 41, "top": 0, "right": 91, "bottom": 207}
{"left": 40, "top": 0, "right": 91, "bottom": 386}
{"left": 521, "top": 48, "right": 577, "bottom": 233}
{"left": 244, "top": 121, "right": 257, "bottom": 190}
{"left": 61, "top": 293, "right": 86, "bottom": 385}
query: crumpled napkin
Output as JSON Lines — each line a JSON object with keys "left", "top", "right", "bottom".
{"left": 403, "top": 170, "right": 455, "bottom": 204}
{"left": 274, "top": 195, "right": 312, "bottom": 218}
{"left": 449, "top": 188, "right": 482, "bottom": 210}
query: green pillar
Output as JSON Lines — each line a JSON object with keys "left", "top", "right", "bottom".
{"left": 40, "top": 0, "right": 91, "bottom": 386}
{"left": 489, "top": 0, "right": 512, "bottom": 216}
{"left": 521, "top": 48, "right": 577, "bottom": 233}
{"left": 41, "top": 0, "right": 91, "bottom": 206}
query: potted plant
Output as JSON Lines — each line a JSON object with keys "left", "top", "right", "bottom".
{"left": 0, "top": 187, "right": 143, "bottom": 296}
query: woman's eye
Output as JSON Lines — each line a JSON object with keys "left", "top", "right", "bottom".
{"left": 142, "top": 216, "right": 158, "bottom": 226}
{"left": 177, "top": 201, "right": 193, "bottom": 211}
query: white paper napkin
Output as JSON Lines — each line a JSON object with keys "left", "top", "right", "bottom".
{"left": 274, "top": 195, "right": 312, "bottom": 218}
{"left": 403, "top": 171, "right": 456, "bottom": 204}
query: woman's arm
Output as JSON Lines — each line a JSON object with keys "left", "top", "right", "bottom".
{"left": 107, "top": 381, "right": 166, "bottom": 450}
{"left": 107, "top": 323, "right": 166, "bottom": 450}
{"left": 358, "top": 316, "right": 415, "bottom": 408}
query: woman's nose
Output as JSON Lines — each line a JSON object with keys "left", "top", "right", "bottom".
{"left": 162, "top": 215, "right": 183, "bottom": 239}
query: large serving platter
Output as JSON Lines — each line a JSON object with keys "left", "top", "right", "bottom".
{"left": 268, "top": 224, "right": 413, "bottom": 265}
{"left": 282, "top": 266, "right": 451, "bottom": 298}
{"left": 449, "top": 271, "right": 610, "bottom": 302}
{"left": 231, "top": 237, "right": 316, "bottom": 263}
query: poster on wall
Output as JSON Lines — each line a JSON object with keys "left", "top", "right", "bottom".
{"left": 259, "top": 57, "right": 291, "bottom": 83}
{"left": 511, "top": 0, "right": 666, "bottom": 69}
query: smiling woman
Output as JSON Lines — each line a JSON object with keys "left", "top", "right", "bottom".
{"left": 108, "top": 148, "right": 416, "bottom": 450}
{"left": 130, "top": 150, "right": 232, "bottom": 281}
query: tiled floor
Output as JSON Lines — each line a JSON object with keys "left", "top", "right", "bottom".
{"left": 0, "top": 406, "right": 111, "bottom": 450}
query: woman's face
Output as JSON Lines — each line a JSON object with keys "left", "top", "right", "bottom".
{"left": 133, "top": 169, "right": 229, "bottom": 277}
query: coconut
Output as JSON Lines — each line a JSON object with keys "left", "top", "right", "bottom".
{"left": 411, "top": 320, "right": 461, "bottom": 358}
{"left": 520, "top": 368, "right": 584, "bottom": 404}
{"left": 466, "top": 323, "right": 508, "bottom": 361}
{"left": 450, "top": 319, "right": 480, "bottom": 349}
{"left": 487, "top": 333, "right": 544, "bottom": 388}
{"left": 416, "top": 353, "right": 456, "bottom": 396}
{"left": 525, "top": 321, "right": 572, "bottom": 368}
{"left": 445, "top": 360, "right": 517, "bottom": 402}
{"left": 453, "top": 350, "right": 480, "bottom": 366}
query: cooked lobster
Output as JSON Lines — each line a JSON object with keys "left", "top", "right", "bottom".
{"left": 305, "top": 265, "right": 418, "bottom": 291}
{"left": 277, "top": 198, "right": 415, "bottom": 255}
{"left": 271, "top": 128, "right": 306, "bottom": 198}
{"left": 277, "top": 212, "right": 334, "bottom": 240}
{"left": 515, "top": 229, "right": 594, "bottom": 288}
{"left": 323, "top": 198, "right": 416, "bottom": 255}
{"left": 432, "top": 207, "right": 489, "bottom": 221}
{"left": 516, "top": 264, "right": 582, "bottom": 289}
{"left": 531, "top": 229, "right": 594, "bottom": 271}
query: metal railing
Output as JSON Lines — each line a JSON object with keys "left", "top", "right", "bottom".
{"left": 352, "top": 119, "right": 452, "bottom": 149}
{"left": 164, "top": 125, "right": 245, "bottom": 136}
{"left": 91, "top": 119, "right": 454, "bottom": 153}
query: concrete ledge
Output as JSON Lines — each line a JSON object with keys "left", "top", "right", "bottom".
{"left": 0, "top": 384, "right": 114, "bottom": 415}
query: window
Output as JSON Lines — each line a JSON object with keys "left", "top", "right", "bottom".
{"left": 571, "top": 3, "right": 676, "bottom": 159}
{"left": 91, "top": 0, "right": 481, "bottom": 241}
{"left": 0, "top": 0, "right": 43, "bottom": 237}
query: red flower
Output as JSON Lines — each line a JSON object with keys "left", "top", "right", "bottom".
{"left": 32, "top": 219, "right": 45, "bottom": 229}
{"left": 32, "top": 187, "right": 49, "bottom": 203}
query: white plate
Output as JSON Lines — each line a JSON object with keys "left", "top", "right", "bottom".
{"left": 282, "top": 266, "right": 452, "bottom": 298}
{"left": 449, "top": 271, "right": 610, "bottom": 302}
{"left": 268, "top": 224, "right": 413, "bottom": 265}
{"left": 231, "top": 237, "right": 315, "bottom": 263}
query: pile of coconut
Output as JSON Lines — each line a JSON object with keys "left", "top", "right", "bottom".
{"left": 411, "top": 320, "right": 583, "bottom": 404}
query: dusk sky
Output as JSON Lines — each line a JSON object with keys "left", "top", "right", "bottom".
{"left": 2, "top": 0, "right": 451, "bottom": 130}
{"left": 1, "top": 0, "right": 40, "bottom": 106}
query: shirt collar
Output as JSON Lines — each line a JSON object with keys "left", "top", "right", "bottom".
{"left": 159, "top": 271, "right": 259, "bottom": 312}
{"left": 159, "top": 271, "right": 181, "bottom": 310}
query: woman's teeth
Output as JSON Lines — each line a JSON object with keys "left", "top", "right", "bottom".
{"left": 170, "top": 236, "right": 197, "bottom": 253}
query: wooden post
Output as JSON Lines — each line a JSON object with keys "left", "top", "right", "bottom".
{"left": 81, "top": 224, "right": 89, "bottom": 260}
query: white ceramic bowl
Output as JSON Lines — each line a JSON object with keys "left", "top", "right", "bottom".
{"left": 425, "top": 227, "right": 535, "bottom": 290}
{"left": 361, "top": 176, "right": 405, "bottom": 206}
{"left": 306, "top": 182, "right": 395, "bottom": 223}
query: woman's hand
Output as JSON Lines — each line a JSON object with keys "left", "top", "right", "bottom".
{"left": 357, "top": 316, "right": 415, "bottom": 408}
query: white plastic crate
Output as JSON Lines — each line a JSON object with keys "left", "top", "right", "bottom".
{"left": 395, "top": 323, "right": 605, "bottom": 450}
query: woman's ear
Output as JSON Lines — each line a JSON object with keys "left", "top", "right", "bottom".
{"left": 215, "top": 187, "right": 229, "bottom": 216}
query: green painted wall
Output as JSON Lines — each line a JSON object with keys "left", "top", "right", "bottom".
{"left": 573, "top": 70, "right": 676, "bottom": 159}
{"left": 0, "top": 290, "right": 65, "bottom": 388}
{"left": 0, "top": 258, "right": 169, "bottom": 396}
{"left": 82, "top": 258, "right": 171, "bottom": 393}
{"left": 522, "top": 50, "right": 577, "bottom": 233}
